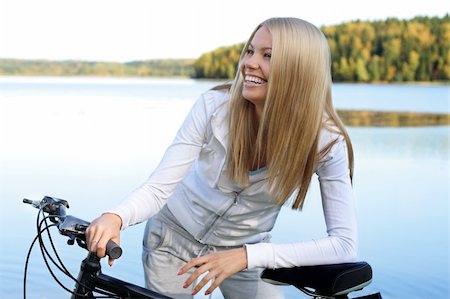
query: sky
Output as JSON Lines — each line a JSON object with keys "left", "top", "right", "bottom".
{"left": 0, "top": 0, "right": 448, "bottom": 62}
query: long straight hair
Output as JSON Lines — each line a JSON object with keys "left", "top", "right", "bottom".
{"left": 227, "top": 18, "right": 354, "bottom": 209}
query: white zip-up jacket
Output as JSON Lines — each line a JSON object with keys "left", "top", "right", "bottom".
{"left": 109, "top": 89, "right": 358, "bottom": 269}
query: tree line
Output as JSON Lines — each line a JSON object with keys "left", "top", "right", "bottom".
{"left": 325, "top": 15, "right": 449, "bottom": 82}
{"left": 1, "top": 15, "right": 448, "bottom": 82}
{"left": 193, "top": 15, "right": 450, "bottom": 82}
{"left": 0, "top": 59, "right": 195, "bottom": 77}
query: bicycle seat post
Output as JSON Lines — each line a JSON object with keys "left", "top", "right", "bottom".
{"left": 71, "top": 253, "right": 102, "bottom": 299}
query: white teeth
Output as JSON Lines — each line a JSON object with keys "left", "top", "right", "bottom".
{"left": 245, "top": 75, "right": 266, "bottom": 84}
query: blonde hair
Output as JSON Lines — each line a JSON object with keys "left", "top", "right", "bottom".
{"left": 227, "top": 17, "right": 354, "bottom": 209}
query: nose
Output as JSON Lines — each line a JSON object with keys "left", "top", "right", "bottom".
{"left": 243, "top": 54, "right": 259, "bottom": 70}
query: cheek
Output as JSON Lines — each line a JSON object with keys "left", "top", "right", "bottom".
{"left": 263, "top": 63, "right": 271, "bottom": 79}
{"left": 240, "top": 63, "right": 247, "bottom": 76}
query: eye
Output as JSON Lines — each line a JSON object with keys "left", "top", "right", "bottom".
{"left": 246, "top": 48, "right": 254, "bottom": 55}
{"left": 264, "top": 52, "right": 272, "bottom": 59}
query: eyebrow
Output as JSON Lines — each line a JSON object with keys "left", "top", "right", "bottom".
{"left": 249, "top": 43, "right": 272, "bottom": 50}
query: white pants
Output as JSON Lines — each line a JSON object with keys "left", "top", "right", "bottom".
{"left": 142, "top": 205, "right": 284, "bottom": 299}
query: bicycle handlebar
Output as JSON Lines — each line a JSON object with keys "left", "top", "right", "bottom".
{"left": 23, "top": 196, "right": 122, "bottom": 260}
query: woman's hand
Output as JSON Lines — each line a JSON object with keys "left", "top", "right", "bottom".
{"left": 178, "top": 247, "right": 248, "bottom": 296}
{"left": 85, "top": 213, "right": 122, "bottom": 266}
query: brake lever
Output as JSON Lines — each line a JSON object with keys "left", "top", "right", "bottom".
{"left": 65, "top": 230, "right": 88, "bottom": 251}
{"left": 58, "top": 215, "right": 90, "bottom": 239}
{"left": 24, "top": 196, "right": 123, "bottom": 259}
{"left": 75, "top": 238, "right": 88, "bottom": 250}
{"left": 23, "top": 196, "right": 70, "bottom": 224}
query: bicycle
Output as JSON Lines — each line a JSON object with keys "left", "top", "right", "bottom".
{"left": 23, "top": 196, "right": 381, "bottom": 299}
{"left": 261, "top": 263, "right": 381, "bottom": 299}
{"left": 23, "top": 196, "right": 170, "bottom": 299}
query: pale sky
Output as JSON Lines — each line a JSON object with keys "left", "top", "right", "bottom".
{"left": 0, "top": 0, "right": 447, "bottom": 62}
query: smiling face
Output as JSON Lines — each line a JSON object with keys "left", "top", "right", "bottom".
{"left": 241, "top": 26, "right": 272, "bottom": 117}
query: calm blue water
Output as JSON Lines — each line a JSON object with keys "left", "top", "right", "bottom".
{"left": 332, "top": 83, "right": 449, "bottom": 113}
{"left": 1, "top": 77, "right": 448, "bottom": 113}
{"left": 0, "top": 77, "right": 449, "bottom": 299}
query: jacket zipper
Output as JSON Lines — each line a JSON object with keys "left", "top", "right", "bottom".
{"left": 197, "top": 191, "right": 239, "bottom": 243}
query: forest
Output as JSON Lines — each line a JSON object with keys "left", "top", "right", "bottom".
{"left": 193, "top": 15, "right": 450, "bottom": 81}
{"left": 1, "top": 15, "right": 449, "bottom": 82}
{"left": 0, "top": 59, "right": 195, "bottom": 77}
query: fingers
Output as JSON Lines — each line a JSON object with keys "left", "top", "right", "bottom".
{"left": 178, "top": 256, "right": 204, "bottom": 276}
{"left": 181, "top": 260, "right": 208, "bottom": 288}
{"left": 204, "top": 275, "right": 224, "bottom": 296}
{"left": 108, "top": 256, "right": 115, "bottom": 267}
{"left": 85, "top": 225, "right": 107, "bottom": 258}
{"left": 178, "top": 255, "right": 228, "bottom": 295}
{"left": 85, "top": 213, "right": 122, "bottom": 260}
{"left": 94, "top": 236, "right": 109, "bottom": 258}
{"left": 181, "top": 261, "right": 220, "bottom": 296}
{"left": 179, "top": 248, "right": 248, "bottom": 295}
{"left": 190, "top": 268, "right": 221, "bottom": 296}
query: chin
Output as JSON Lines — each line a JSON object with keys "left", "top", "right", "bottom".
{"left": 242, "top": 95, "right": 266, "bottom": 108}
{"left": 242, "top": 89, "right": 266, "bottom": 103}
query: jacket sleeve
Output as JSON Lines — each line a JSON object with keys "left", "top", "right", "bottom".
{"left": 245, "top": 135, "right": 358, "bottom": 269}
{"left": 107, "top": 91, "right": 226, "bottom": 229}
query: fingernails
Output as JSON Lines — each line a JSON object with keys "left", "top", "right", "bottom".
{"left": 205, "top": 291, "right": 210, "bottom": 295}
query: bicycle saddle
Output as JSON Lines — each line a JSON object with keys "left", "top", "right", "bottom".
{"left": 261, "top": 262, "right": 374, "bottom": 298}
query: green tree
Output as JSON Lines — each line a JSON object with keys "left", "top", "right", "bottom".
{"left": 356, "top": 58, "right": 370, "bottom": 81}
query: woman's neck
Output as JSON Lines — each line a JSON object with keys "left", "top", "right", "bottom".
{"left": 254, "top": 103, "right": 264, "bottom": 122}
{"left": 250, "top": 103, "right": 266, "bottom": 171}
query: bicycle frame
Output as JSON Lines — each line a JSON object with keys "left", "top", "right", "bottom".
{"left": 72, "top": 253, "right": 170, "bottom": 299}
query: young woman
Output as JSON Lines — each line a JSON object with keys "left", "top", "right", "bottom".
{"left": 86, "top": 17, "right": 357, "bottom": 299}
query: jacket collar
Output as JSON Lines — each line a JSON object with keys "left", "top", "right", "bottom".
{"left": 210, "top": 97, "right": 229, "bottom": 151}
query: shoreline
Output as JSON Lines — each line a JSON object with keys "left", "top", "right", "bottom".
{"left": 337, "top": 110, "right": 450, "bottom": 127}
{"left": 0, "top": 75, "right": 448, "bottom": 86}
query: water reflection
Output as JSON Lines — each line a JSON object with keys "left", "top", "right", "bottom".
{"left": 349, "top": 126, "right": 449, "bottom": 161}
{"left": 1, "top": 78, "right": 449, "bottom": 298}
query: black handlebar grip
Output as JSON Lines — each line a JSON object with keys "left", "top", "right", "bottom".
{"left": 23, "top": 198, "right": 33, "bottom": 204}
{"left": 106, "top": 240, "right": 122, "bottom": 259}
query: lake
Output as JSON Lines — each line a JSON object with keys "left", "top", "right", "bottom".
{"left": 0, "top": 77, "right": 449, "bottom": 298}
